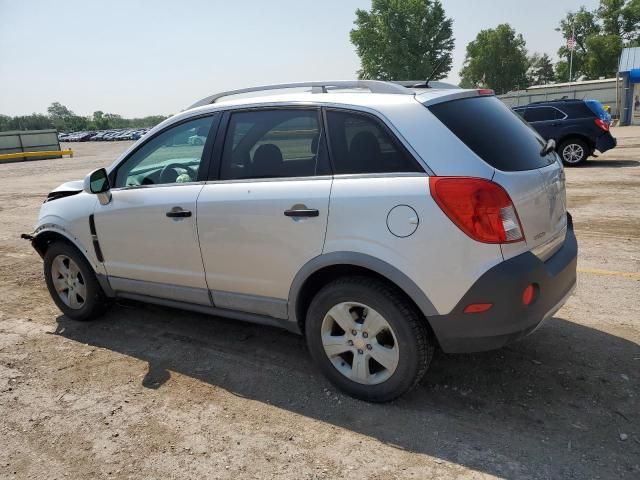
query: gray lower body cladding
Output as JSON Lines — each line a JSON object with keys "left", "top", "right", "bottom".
{"left": 429, "top": 218, "right": 578, "bottom": 353}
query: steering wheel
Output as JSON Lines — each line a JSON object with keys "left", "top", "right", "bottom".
{"left": 159, "top": 163, "right": 197, "bottom": 184}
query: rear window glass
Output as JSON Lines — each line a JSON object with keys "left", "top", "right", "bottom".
{"left": 428, "top": 96, "right": 557, "bottom": 172}
{"left": 585, "top": 99, "right": 611, "bottom": 122}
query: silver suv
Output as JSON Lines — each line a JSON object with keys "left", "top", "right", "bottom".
{"left": 25, "top": 81, "right": 577, "bottom": 402}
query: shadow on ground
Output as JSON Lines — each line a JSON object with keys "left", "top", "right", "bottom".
{"left": 54, "top": 301, "right": 639, "bottom": 479}
{"left": 581, "top": 159, "right": 640, "bottom": 168}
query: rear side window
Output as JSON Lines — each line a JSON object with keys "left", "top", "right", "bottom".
{"left": 562, "top": 101, "right": 596, "bottom": 119}
{"left": 325, "top": 110, "right": 422, "bottom": 175}
{"left": 428, "top": 96, "right": 556, "bottom": 172}
{"left": 524, "top": 107, "right": 561, "bottom": 122}
{"left": 220, "top": 109, "right": 329, "bottom": 180}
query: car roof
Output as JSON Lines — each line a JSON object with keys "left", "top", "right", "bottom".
{"left": 182, "top": 87, "right": 478, "bottom": 120}
{"left": 517, "top": 99, "right": 585, "bottom": 107}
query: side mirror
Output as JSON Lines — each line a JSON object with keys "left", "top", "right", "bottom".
{"left": 83, "top": 168, "right": 112, "bottom": 205}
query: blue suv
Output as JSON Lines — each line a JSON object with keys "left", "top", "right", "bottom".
{"left": 513, "top": 99, "right": 616, "bottom": 166}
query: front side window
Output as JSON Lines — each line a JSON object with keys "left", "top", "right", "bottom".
{"left": 220, "top": 109, "right": 328, "bottom": 180}
{"left": 114, "top": 116, "right": 214, "bottom": 188}
{"left": 325, "top": 110, "right": 422, "bottom": 175}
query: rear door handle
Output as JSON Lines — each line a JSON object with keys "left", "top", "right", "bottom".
{"left": 284, "top": 208, "right": 319, "bottom": 218}
{"left": 166, "top": 207, "right": 192, "bottom": 218}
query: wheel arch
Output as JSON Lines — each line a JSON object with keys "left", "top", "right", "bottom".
{"left": 557, "top": 133, "right": 594, "bottom": 151}
{"left": 33, "top": 227, "right": 114, "bottom": 296}
{"left": 32, "top": 227, "right": 88, "bottom": 258}
{"left": 288, "top": 252, "right": 439, "bottom": 335}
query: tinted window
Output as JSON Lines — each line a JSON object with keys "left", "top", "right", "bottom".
{"left": 513, "top": 108, "right": 525, "bottom": 118}
{"left": 524, "top": 107, "right": 559, "bottom": 122}
{"left": 220, "top": 109, "right": 328, "bottom": 180}
{"left": 564, "top": 101, "right": 597, "bottom": 119}
{"left": 114, "top": 116, "right": 214, "bottom": 188}
{"left": 326, "top": 110, "right": 422, "bottom": 174}
{"left": 428, "top": 96, "right": 556, "bottom": 172}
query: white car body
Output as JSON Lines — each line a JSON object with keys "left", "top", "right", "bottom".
{"left": 30, "top": 81, "right": 577, "bottom": 357}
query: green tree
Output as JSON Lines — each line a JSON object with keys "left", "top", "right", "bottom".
{"left": 585, "top": 33, "right": 624, "bottom": 78}
{"left": 46, "top": 102, "right": 88, "bottom": 132}
{"left": 92, "top": 110, "right": 110, "bottom": 130}
{"left": 528, "top": 53, "right": 556, "bottom": 85}
{"left": 555, "top": 7, "right": 600, "bottom": 81}
{"left": 350, "top": 0, "right": 455, "bottom": 81}
{"left": 556, "top": 1, "right": 639, "bottom": 81}
{"left": 460, "top": 24, "right": 529, "bottom": 94}
{"left": 0, "top": 105, "right": 169, "bottom": 133}
{"left": 598, "top": 0, "right": 640, "bottom": 42}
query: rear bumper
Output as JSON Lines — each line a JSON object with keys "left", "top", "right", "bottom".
{"left": 429, "top": 217, "right": 578, "bottom": 353}
{"left": 596, "top": 132, "right": 617, "bottom": 153}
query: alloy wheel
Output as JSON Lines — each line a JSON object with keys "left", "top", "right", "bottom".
{"left": 320, "top": 302, "right": 399, "bottom": 385}
{"left": 50, "top": 254, "right": 87, "bottom": 309}
{"left": 562, "top": 143, "right": 584, "bottom": 164}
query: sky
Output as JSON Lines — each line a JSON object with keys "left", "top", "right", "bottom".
{"left": 0, "top": 0, "right": 600, "bottom": 118}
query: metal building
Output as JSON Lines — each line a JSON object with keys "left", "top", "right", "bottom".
{"left": 499, "top": 78, "right": 618, "bottom": 116}
{"left": 618, "top": 47, "right": 640, "bottom": 126}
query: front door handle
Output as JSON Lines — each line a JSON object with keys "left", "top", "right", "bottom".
{"left": 284, "top": 208, "right": 319, "bottom": 218}
{"left": 166, "top": 207, "right": 192, "bottom": 218}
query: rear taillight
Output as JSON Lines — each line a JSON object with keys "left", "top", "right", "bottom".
{"left": 429, "top": 177, "right": 525, "bottom": 244}
{"left": 594, "top": 118, "right": 609, "bottom": 132}
{"left": 477, "top": 89, "right": 495, "bottom": 96}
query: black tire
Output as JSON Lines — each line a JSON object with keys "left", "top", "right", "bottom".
{"left": 558, "top": 138, "right": 589, "bottom": 166}
{"left": 305, "top": 276, "right": 434, "bottom": 402}
{"left": 43, "top": 241, "right": 108, "bottom": 321}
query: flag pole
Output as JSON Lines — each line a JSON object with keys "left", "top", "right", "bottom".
{"left": 568, "top": 23, "right": 574, "bottom": 83}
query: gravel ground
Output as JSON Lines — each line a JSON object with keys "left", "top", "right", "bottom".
{"left": 0, "top": 131, "right": 638, "bottom": 479}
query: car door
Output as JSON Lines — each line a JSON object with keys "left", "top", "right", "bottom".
{"left": 93, "top": 114, "right": 218, "bottom": 305}
{"left": 197, "top": 108, "right": 332, "bottom": 318}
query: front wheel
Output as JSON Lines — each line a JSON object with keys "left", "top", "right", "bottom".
{"left": 44, "top": 241, "right": 108, "bottom": 321}
{"left": 305, "top": 277, "right": 434, "bottom": 402}
{"left": 559, "top": 138, "right": 589, "bottom": 166}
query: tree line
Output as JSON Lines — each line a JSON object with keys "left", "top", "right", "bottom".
{"left": 351, "top": 0, "right": 640, "bottom": 95}
{"left": 0, "top": 102, "right": 168, "bottom": 133}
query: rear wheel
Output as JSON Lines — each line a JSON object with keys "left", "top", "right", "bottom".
{"left": 559, "top": 138, "right": 589, "bottom": 166}
{"left": 305, "top": 276, "right": 434, "bottom": 402}
{"left": 44, "top": 241, "right": 108, "bottom": 321}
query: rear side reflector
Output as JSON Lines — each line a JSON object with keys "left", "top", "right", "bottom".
{"left": 594, "top": 118, "right": 610, "bottom": 132}
{"left": 429, "top": 177, "right": 525, "bottom": 243}
{"left": 522, "top": 284, "right": 538, "bottom": 305}
{"left": 463, "top": 303, "right": 493, "bottom": 314}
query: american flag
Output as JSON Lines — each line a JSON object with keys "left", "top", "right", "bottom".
{"left": 567, "top": 37, "right": 576, "bottom": 50}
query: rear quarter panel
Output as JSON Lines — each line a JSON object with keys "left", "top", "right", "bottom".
{"left": 323, "top": 175, "right": 504, "bottom": 315}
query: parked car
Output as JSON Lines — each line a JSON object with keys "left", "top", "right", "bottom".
{"left": 25, "top": 81, "right": 577, "bottom": 402}
{"left": 513, "top": 99, "right": 617, "bottom": 166}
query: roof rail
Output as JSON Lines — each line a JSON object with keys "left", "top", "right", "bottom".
{"left": 187, "top": 80, "right": 413, "bottom": 109}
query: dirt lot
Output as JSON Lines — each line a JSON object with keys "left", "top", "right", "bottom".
{"left": 1, "top": 131, "right": 638, "bottom": 479}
